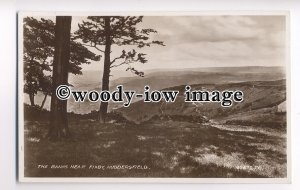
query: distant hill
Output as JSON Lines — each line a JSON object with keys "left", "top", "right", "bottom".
{"left": 25, "top": 66, "right": 286, "bottom": 114}
{"left": 100, "top": 66, "right": 285, "bottom": 93}
{"left": 116, "top": 79, "right": 286, "bottom": 126}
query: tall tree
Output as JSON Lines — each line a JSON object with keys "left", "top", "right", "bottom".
{"left": 23, "top": 17, "right": 54, "bottom": 106}
{"left": 74, "top": 16, "right": 165, "bottom": 122}
{"left": 48, "top": 16, "right": 72, "bottom": 140}
{"left": 23, "top": 17, "right": 100, "bottom": 107}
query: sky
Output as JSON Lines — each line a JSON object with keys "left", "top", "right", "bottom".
{"left": 35, "top": 15, "right": 287, "bottom": 72}
{"left": 140, "top": 16, "right": 286, "bottom": 69}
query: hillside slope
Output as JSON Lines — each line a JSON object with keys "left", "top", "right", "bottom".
{"left": 116, "top": 79, "right": 286, "bottom": 127}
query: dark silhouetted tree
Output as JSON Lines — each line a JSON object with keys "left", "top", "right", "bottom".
{"left": 74, "top": 16, "right": 165, "bottom": 122}
{"left": 23, "top": 17, "right": 100, "bottom": 108}
{"left": 23, "top": 17, "right": 54, "bottom": 106}
{"left": 48, "top": 16, "right": 72, "bottom": 140}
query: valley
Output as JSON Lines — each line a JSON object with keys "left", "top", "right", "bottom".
{"left": 23, "top": 66, "right": 287, "bottom": 178}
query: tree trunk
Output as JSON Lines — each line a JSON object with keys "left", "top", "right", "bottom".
{"left": 40, "top": 93, "right": 48, "bottom": 110}
{"left": 48, "top": 16, "right": 72, "bottom": 140}
{"left": 98, "top": 17, "right": 111, "bottom": 123}
{"left": 29, "top": 93, "right": 35, "bottom": 106}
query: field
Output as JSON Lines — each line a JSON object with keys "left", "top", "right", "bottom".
{"left": 24, "top": 112, "right": 286, "bottom": 178}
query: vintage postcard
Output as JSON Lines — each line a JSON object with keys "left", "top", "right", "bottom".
{"left": 18, "top": 12, "right": 290, "bottom": 183}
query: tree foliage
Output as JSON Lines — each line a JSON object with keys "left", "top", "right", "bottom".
{"left": 23, "top": 17, "right": 54, "bottom": 105}
{"left": 23, "top": 17, "right": 100, "bottom": 106}
{"left": 74, "top": 16, "right": 165, "bottom": 77}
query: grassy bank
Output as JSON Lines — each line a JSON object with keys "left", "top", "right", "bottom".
{"left": 23, "top": 112, "right": 286, "bottom": 178}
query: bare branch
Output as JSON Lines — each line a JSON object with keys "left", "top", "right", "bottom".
{"left": 81, "top": 43, "right": 105, "bottom": 53}
{"left": 93, "top": 45, "right": 105, "bottom": 53}
{"left": 110, "top": 56, "right": 124, "bottom": 65}
{"left": 110, "top": 50, "right": 126, "bottom": 65}
{"left": 110, "top": 61, "right": 128, "bottom": 68}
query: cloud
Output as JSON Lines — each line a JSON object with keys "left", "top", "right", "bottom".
{"left": 135, "top": 15, "right": 286, "bottom": 69}
{"left": 142, "top": 16, "right": 261, "bottom": 43}
{"left": 68, "top": 15, "right": 287, "bottom": 71}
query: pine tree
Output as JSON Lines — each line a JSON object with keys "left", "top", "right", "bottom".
{"left": 48, "top": 16, "right": 72, "bottom": 140}
{"left": 23, "top": 17, "right": 100, "bottom": 107}
{"left": 74, "top": 16, "right": 165, "bottom": 122}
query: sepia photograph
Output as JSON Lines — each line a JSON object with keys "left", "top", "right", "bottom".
{"left": 18, "top": 12, "right": 290, "bottom": 182}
